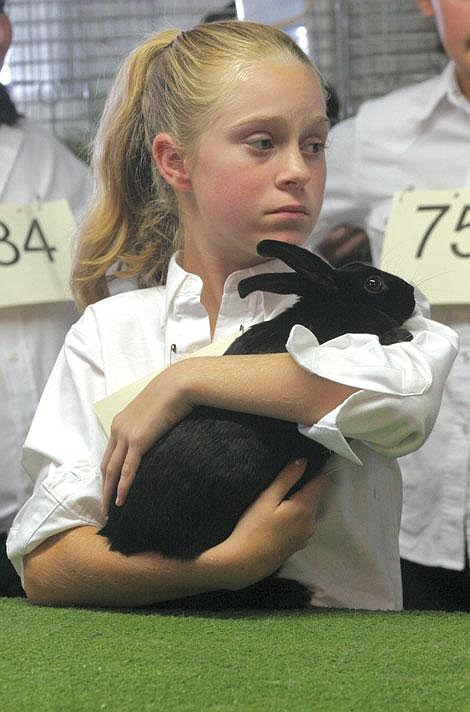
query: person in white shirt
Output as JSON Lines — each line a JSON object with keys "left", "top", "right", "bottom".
{"left": 312, "top": 0, "right": 470, "bottom": 610}
{"left": 0, "top": 1, "right": 91, "bottom": 596}
{"left": 7, "top": 20, "right": 457, "bottom": 610}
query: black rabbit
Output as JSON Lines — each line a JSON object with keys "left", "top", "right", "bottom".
{"left": 99, "top": 239, "right": 415, "bottom": 609}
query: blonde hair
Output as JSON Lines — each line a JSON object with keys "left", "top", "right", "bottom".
{"left": 72, "top": 21, "right": 322, "bottom": 309}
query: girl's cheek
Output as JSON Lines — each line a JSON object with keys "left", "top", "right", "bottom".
{"left": 204, "top": 179, "right": 252, "bottom": 225}
{"left": 220, "top": 194, "right": 252, "bottom": 223}
{"left": 219, "top": 172, "right": 261, "bottom": 207}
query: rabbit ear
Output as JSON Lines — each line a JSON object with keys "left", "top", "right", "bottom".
{"left": 257, "top": 240, "right": 336, "bottom": 289}
{"left": 238, "top": 272, "right": 303, "bottom": 299}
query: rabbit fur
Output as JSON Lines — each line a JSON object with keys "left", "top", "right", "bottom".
{"left": 99, "top": 239, "right": 416, "bottom": 609}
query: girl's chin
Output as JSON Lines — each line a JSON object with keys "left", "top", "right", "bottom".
{"left": 255, "top": 233, "right": 310, "bottom": 248}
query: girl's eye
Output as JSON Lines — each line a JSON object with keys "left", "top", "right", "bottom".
{"left": 304, "top": 141, "right": 326, "bottom": 155}
{"left": 249, "top": 138, "right": 274, "bottom": 151}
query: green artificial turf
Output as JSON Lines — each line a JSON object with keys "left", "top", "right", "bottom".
{"left": 1, "top": 598, "right": 468, "bottom": 712}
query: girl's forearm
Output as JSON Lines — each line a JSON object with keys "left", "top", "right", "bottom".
{"left": 23, "top": 526, "right": 233, "bottom": 608}
{"left": 24, "top": 461, "right": 324, "bottom": 608}
{"left": 179, "top": 353, "right": 358, "bottom": 425}
{"left": 101, "top": 352, "right": 351, "bottom": 514}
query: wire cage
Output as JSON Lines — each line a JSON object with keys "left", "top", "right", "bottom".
{"left": 2, "top": 0, "right": 447, "bottom": 157}
{"left": 333, "top": 0, "right": 446, "bottom": 119}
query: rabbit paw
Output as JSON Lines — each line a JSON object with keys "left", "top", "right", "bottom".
{"left": 379, "top": 327, "right": 413, "bottom": 345}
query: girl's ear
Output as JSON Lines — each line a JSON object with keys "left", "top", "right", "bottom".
{"left": 415, "top": 0, "right": 435, "bottom": 18}
{"left": 152, "top": 133, "right": 192, "bottom": 192}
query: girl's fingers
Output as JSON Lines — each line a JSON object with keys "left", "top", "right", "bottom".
{"left": 265, "top": 458, "right": 308, "bottom": 501}
{"left": 101, "top": 440, "right": 128, "bottom": 516}
{"left": 288, "top": 471, "right": 329, "bottom": 511}
{"left": 101, "top": 434, "right": 117, "bottom": 516}
{"left": 115, "top": 450, "right": 142, "bottom": 507}
{"left": 100, "top": 433, "right": 117, "bottom": 481}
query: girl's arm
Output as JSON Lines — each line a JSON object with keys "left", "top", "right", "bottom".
{"left": 23, "top": 461, "right": 327, "bottom": 607}
{"left": 102, "top": 352, "right": 356, "bottom": 511}
{"left": 103, "top": 309, "right": 458, "bottom": 512}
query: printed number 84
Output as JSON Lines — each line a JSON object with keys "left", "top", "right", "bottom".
{"left": 0, "top": 219, "right": 56, "bottom": 265}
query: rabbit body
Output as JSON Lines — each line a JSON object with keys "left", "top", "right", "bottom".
{"left": 99, "top": 240, "right": 415, "bottom": 608}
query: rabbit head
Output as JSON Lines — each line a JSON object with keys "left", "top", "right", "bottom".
{"left": 238, "top": 240, "right": 415, "bottom": 324}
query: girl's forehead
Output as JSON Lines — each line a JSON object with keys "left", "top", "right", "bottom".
{"left": 187, "top": 59, "right": 326, "bottom": 148}
{"left": 219, "top": 59, "right": 323, "bottom": 98}
{"left": 219, "top": 60, "right": 325, "bottom": 114}
{"left": 201, "top": 68, "right": 329, "bottom": 143}
{"left": 225, "top": 56, "right": 320, "bottom": 84}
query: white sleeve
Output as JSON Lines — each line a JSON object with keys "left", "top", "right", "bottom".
{"left": 311, "top": 117, "right": 368, "bottom": 248}
{"left": 286, "top": 308, "right": 459, "bottom": 464}
{"left": 6, "top": 309, "right": 108, "bottom": 580}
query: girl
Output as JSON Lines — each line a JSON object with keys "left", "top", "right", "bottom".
{"left": 7, "top": 21, "right": 457, "bottom": 610}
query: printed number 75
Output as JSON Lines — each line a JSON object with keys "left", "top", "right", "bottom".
{"left": 416, "top": 204, "right": 470, "bottom": 258}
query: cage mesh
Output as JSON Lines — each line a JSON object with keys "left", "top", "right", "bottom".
{"left": 2, "top": 0, "right": 446, "bottom": 155}
{"left": 334, "top": 0, "right": 446, "bottom": 118}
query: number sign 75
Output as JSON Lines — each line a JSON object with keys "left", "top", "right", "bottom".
{"left": 416, "top": 204, "right": 470, "bottom": 258}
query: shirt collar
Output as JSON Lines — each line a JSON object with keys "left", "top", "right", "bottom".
{"left": 160, "top": 250, "right": 293, "bottom": 329}
{"left": 414, "top": 61, "right": 470, "bottom": 123}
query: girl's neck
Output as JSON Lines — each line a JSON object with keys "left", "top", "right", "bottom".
{"left": 179, "top": 231, "right": 266, "bottom": 338}
{"left": 180, "top": 248, "right": 240, "bottom": 339}
{"left": 200, "top": 283, "right": 223, "bottom": 339}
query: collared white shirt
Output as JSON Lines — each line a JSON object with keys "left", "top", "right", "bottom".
{"left": 312, "top": 62, "right": 470, "bottom": 570}
{"left": 7, "top": 252, "right": 457, "bottom": 610}
{"left": 0, "top": 118, "right": 91, "bottom": 533}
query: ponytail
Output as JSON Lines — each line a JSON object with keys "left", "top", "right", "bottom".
{"left": 72, "top": 30, "right": 180, "bottom": 309}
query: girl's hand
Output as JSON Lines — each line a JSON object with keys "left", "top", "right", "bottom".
{"left": 101, "top": 361, "right": 194, "bottom": 516}
{"left": 212, "top": 459, "right": 329, "bottom": 591}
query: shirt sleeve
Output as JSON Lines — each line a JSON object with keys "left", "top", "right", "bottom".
{"left": 6, "top": 308, "right": 108, "bottom": 580}
{"left": 285, "top": 308, "right": 459, "bottom": 464}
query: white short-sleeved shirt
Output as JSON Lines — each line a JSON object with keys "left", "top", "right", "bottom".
{"left": 7, "top": 253, "right": 457, "bottom": 610}
{"left": 0, "top": 118, "right": 91, "bottom": 533}
{"left": 312, "top": 62, "right": 470, "bottom": 571}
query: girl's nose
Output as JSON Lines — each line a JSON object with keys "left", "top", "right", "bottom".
{"left": 275, "top": 147, "right": 311, "bottom": 189}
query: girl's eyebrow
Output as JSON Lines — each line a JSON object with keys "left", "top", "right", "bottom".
{"left": 231, "top": 115, "right": 330, "bottom": 132}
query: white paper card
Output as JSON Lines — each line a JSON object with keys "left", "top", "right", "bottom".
{"left": 381, "top": 189, "right": 470, "bottom": 305}
{"left": 94, "top": 332, "right": 240, "bottom": 437}
{"left": 0, "top": 199, "right": 77, "bottom": 308}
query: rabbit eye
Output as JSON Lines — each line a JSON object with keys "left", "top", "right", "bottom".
{"left": 364, "top": 276, "right": 385, "bottom": 294}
